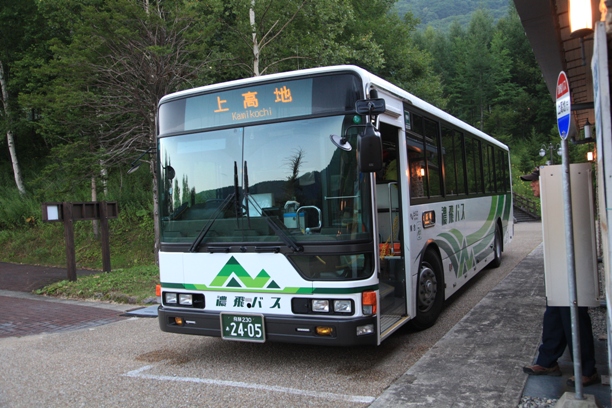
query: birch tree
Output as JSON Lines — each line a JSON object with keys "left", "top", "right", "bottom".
{"left": 219, "top": 0, "right": 376, "bottom": 78}
{"left": 28, "top": 0, "right": 221, "bottom": 259}
{"left": 0, "top": 0, "right": 41, "bottom": 195}
{"left": 0, "top": 60, "right": 25, "bottom": 194}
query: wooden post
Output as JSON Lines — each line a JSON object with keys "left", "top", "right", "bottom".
{"left": 62, "top": 202, "right": 77, "bottom": 282}
{"left": 100, "top": 201, "right": 111, "bottom": 272}
{"left": 43, "top": 201, "right": 118, "bottom": 281}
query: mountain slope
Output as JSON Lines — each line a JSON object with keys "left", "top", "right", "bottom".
{"left": 395, "top": 0, "right": 510, "bottom": 31}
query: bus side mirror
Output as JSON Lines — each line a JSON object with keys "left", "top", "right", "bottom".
{"left": 358, "top": 123, "right": 383, "bottom": 173}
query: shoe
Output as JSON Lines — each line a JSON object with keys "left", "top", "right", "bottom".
{"left": 522, "top": 364, "right": 562, "bottom": 376}
{"left": 566, "top": 372, "right": 600, "bottom": 387}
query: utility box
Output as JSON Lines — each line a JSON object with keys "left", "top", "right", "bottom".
{"left": 540, "top": 163, "right": 599, "bottom": 307}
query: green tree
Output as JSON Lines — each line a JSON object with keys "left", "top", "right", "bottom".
{"left": 22, "top": 0, "right": 221, "bottom": 258}
{"left": 345, "top": 1, "right": 445, "bottom": 105}
{"left": 0, "top": 0, "right": 50, "bottom": 194}
{"left": 216, "top": 0, "right": 382, "bottom": 78}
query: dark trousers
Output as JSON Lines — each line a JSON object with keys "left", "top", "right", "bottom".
{"left": 535, "top": 306, "right": 596, "bottom": 376}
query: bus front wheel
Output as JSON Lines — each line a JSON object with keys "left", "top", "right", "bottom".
{"left": 410, "top": 249, "right": 444, "bottom": 331}
{"left": 488, "top": 224, "right": 503, "bottom": 269}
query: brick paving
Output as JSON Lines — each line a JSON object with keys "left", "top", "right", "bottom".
{"left": 0, "top": 262, "right": 127, "bottom": 338}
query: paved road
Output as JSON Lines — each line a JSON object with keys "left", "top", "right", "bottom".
{"left": 0, "top": 222, "right": 543, "bottom": 407}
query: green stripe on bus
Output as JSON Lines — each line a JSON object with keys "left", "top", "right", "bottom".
{"left": 160, "top": 282, "right": 378, "bottom": 295}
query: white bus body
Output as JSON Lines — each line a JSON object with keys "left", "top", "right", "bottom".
{"left": 156, "top": 65, "right": 513, "bottom": 345}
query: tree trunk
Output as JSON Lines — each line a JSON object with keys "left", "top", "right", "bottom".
{"left": 151, "top": 157, "right": 160, "bottom": 265}
{"left": 0, "top": 60, "right": 26, "bottom": 195}
{"left": 101, "top": 163, "right": 108, "bottom": 196}
{"left": 91, "top": 176, "right": 100, "bottom": 238}
{"left": 250, "top": 0, "right": 260, "bottom": 76}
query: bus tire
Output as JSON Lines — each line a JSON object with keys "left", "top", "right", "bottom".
{"left": 410, "top": 249, "right": 444, "bottom": 331}
{"left": 488, "top": 224, "right": 503, "bottom": 269}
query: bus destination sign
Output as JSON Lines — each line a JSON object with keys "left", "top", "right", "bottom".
{"left": 184, "top": 79, "right": 313, "bottom": 130}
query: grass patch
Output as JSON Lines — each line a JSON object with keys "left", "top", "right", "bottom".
{"left": 35, "top": 265, "right": 159, "bottom": 304}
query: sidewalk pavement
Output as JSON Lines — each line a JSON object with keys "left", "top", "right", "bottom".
{"left": 0, "top": 244, "right": 610, "bottom": 407}
{"left": 0, "top": 262, "right": 132, "bottom": 338}
{"left": 371, "top": 244, "right": 610, "bottom": 408}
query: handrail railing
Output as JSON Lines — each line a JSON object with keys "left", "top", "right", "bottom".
{"left": 512, "top": 192, "right": 540, "bottom": 219}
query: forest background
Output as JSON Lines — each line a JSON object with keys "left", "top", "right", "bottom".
{"left": 0, "top": 0, "right": 590, "bottom": 301}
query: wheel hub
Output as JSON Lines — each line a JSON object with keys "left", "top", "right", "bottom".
{"left": 418, "top": 265, "right": 437, "bottom": 312}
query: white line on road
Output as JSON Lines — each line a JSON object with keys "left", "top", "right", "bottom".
{"left": 124, "top": 365, "right": 376, "bottom": 404}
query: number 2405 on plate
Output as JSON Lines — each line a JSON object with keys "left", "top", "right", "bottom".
{"left": 220, "top": 313, "right": 265, "bottom": 343}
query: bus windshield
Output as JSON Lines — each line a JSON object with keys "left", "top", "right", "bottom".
{"left": 159, "top": 115, "right": 372, "bottom": 246}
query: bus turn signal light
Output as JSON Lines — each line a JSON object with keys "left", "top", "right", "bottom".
{"left": 362, "top": 291, "right": 377, "bottom": 315}
{"left": 316, "top": 326, "right": 334, "bottom": 336}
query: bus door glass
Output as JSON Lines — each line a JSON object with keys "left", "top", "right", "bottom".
{"left": 377, "top": 122, "right": 407, "bottom": 333}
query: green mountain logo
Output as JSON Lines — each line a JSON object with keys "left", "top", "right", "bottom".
{"left": 209, "top": 256, "right": 280, "bottom": 289}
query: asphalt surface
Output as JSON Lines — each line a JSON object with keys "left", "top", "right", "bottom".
{"left": 0, "top": 222, "right": 609, "bottom": 407}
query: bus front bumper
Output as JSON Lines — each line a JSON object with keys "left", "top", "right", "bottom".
{"left": 157, "top": 306, "right": 377, "bottom": 346}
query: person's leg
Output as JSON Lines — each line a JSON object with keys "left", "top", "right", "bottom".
{"left": 535, "top": 306, "right": 567, "bottom": 367}
{"left": 524, "top": 306, "right": 564, "bottom": 376}
{"left": 560, "top": 306, "right": 599, "bottom": 386}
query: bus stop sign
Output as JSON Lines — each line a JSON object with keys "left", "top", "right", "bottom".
{"left": 556, "top": 71, "right": 571, "bottom": 139}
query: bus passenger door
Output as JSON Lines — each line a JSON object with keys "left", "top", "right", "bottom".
{"left": 377, "top": 122, "right": 407, "bottom": 335}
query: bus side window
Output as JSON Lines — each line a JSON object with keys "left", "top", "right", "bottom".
{"left": 441, "top": 126, "right": 456, "bottom": 195}
{"left": 408, "top": 149, "right": 425, "bottom": 198}
{"left": 408, "top": 112, "right": 426, "bottom": 200}
{"left": 496, "top": 148, "right": 508, "bottom": 192}
{"left": 455, "top": 131, "right": 466, "bottom": 195}
{"left": 466, "top": 136, "right": 483, "bottom": 194}
{"left": 484, "top": 145, "right": 495, "bottom": 194}
{"left": 424, "top": 118, "right": 441, "bottom": 197}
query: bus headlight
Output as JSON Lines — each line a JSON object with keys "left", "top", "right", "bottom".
{"left": 165, "top": 293, "right": 178, "bottom": 304}
{"left": 312, "top": 299, "right": 329, "bottom": 312}
{"left": 179, "top": 294, "right": 193, "bottom": 306}
{"left": 162, "top": 292, "right": 204, "bottom": 308}
{"left": 291, "top": 298, "right": 354, "bottom": 315}
{"left": 334, "top": 300, "right": 352, "bottom": 313}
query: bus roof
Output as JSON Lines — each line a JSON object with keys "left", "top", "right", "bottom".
{"left": 159, "top": 65, "right": 508, "bottom": 151}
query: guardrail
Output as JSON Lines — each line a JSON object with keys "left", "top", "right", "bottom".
{"left": 512, "top": 192, "right": 540, "bottom": 220}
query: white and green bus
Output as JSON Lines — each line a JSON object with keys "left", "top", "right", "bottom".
{"left": 156, "top": 65, "right": 513, "bottom": 346}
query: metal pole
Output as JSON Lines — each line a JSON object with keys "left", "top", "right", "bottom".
{"left": 550, "top": 144, "right": 554, "bottom": 164}
{"left": 561, "top": 138, "right": 584, "bottom": 399}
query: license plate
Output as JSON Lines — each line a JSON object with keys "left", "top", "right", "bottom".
{"left": 220, "top": 313, "right": 265, "bottom": 343}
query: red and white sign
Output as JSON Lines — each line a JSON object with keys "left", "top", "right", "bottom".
{"left": 556, "top": 71, "right": 571, "bottom": 139}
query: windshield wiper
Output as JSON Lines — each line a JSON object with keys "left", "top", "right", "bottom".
{"left": 189, "top": 162, "right": 241, "bottom": 253}
{"left": 242, "top": 161, "right": 302, "bottom": 252}
{"left": 234, "top": 161, "right": 240, "bottom": 223}
{"left": 260, "top": 210, "right": 303, "bottom": 252}
{"left": 188, "top": 192, "right": 235, "bottom": 253}
{"left": 191, "top": 161, "right": 303, "bottom": 253}
{"left": 243, "top": 161, "right": 251, "bottom": 229}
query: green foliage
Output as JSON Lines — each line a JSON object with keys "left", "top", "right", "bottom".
{"left": 0, "top": 0, "right": 589, "bottom": 308}
{"left": 411, "top": 3, "right": 581, "bottom": 187}
{"left": 0, "top": 167, "right": 155, "bottom": 269}
{"left": 395, "top": 0, "right": 509, "bottom": 32}
{"left": 0, "top": 185, "right": 41, "bottom": 229}
{"left": 35, "top": 265, "right": 159, "bottom": 304}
